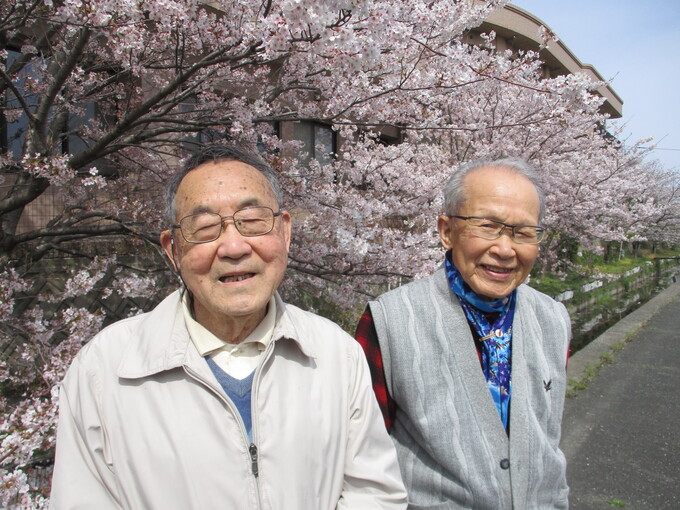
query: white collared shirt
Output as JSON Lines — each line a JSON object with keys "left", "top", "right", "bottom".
{"left": 182, "top": 294, "right": 276, "bottom": 379}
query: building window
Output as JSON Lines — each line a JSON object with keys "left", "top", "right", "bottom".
{"left": 292, "top": 121, "right": 335, "bottom": 167}
{"left": 63, "top": 101, "right": 96, "bottom": 156}
{"left": 1, "top": 49, "right": 34, "bottom": 156}
{"left": 2, "top": 48, "right": 98, "bottom": 161}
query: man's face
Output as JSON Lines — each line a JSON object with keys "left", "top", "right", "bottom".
{"left": 161, "top": 160, "right": 291, "bottom": 340}
{"left": 437, "top": 166, "right": 540, "bottom": 300}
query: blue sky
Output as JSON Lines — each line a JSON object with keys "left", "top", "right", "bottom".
{"left": 510, "top": 0, "right": 680, "bottom": 172}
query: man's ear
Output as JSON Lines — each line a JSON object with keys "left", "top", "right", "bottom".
{"left": 280, "top": 210, "right": 292, "bottom": 251}
{"left": 437, "top": 215, "right": 455, "bottom": 251}
{"left": 160, "top": 230, "right": 178, "bottom": 272}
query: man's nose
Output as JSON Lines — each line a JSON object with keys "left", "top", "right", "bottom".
{"left": 216, "top": 220, "right": 252, "bottom": 257}
{"left": 491, "top": 229, "right": 516, "bottom": 256}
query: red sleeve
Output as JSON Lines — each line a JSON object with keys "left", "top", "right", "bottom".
{"left": 355, "top": 305, "right": 396, "bottom": 431}
{"left": 566, "top": 345, "right": 571, "bottom": 369}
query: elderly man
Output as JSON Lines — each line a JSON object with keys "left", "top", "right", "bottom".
{"left": 356, "top": 158, "right": 571, "bottom": 509}
{"left": 51, "top": 144, "right": 407, "bottom": 509}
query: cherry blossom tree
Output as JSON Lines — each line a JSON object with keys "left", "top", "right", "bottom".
{"left": 1, "top": 0, "right": 678, "bottom": 505}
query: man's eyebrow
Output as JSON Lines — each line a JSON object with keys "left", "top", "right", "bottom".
{"left": 188, "top": 205, "right": 214, "bottom": 215}
{"left": 238, "top": 198, "right": 262, "bottom": 209}
{"left": 187, "top": 198, "right": 265, "bottom": 216}
{"left": 467, "top": 214, "right": 502, "bottom": 222}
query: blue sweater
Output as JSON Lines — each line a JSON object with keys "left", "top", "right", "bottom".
{"left": 206, "top": 357, "right": 255, "bottom": 441}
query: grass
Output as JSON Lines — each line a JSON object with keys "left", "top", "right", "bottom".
{"left": 566, "top": 340, "right": 627, "bottom": 398}
{"left": 591, "top": 256, "right": 652, "bottom": 276}
{"left": 529, "top": 273, "right": 581, "bottom": 297}
{"left": 608, "top": 498, "right": 626, "bottom": 507}
{"left": 531, "top": 247, "right": 680, "bottom": 298}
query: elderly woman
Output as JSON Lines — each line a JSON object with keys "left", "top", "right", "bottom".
{"left": 356, "top": 158, "right": 571, "bottom": 509}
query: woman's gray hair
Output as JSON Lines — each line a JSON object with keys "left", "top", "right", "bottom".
{"left": 164, "top": 144, "right": 283, "bottom": 225}
{"left": 442, "top": 157, "right": 546, "bottom": 223}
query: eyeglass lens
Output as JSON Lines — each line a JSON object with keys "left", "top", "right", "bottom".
{"left": 465, "top": 217, "right": 543, "bottom": 244}
{"left": 179, "top": 207, "right": 275, "bottom": 242}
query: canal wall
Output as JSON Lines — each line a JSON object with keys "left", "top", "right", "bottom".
{"left": 552, "top": 258, "right": 680, "bottom": 352}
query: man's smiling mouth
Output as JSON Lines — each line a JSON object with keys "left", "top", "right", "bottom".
{"left": 219, "top": 273, "right": 254, "bottom": 283}
{"left": 481, "top": 264, "right": 513, "bottom": 274}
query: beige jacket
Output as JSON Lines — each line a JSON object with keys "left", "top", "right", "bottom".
{"left": 50, "top": 291, "right": 406, "bottom": 509}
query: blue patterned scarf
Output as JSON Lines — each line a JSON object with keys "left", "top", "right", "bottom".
{"left": 444, "top": 251, "right": 516, "bottom": 430}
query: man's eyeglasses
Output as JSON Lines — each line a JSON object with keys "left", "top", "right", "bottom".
{"left": 173, "top": 206, "right": 282, "bottom": 243}
{"left": 449, "top": 215, "right": 546, "bottom": 244}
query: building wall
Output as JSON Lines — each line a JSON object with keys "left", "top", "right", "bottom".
{"left": 469, "top": 2, "right": 623, "bottom": 118}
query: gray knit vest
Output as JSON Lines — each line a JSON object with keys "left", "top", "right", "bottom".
{"left": 369, "top": 267, "right": 570, "bottom": 510}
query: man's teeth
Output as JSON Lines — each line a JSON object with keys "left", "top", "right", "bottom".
{"left": 484, "top": 265, "right": 511, "bottom": 273}
{"left": 220, "top": 274, "right": 252, "bottom": 282}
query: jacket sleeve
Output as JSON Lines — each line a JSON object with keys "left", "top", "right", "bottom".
{"left": 337, "top": 341, "right": 407, "bottom": 509}
{"left": 49, "top": 357, "right": 123, "bottom": 510}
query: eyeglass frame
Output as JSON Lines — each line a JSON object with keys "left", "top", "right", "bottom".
{"left": 171, "top": 206, "right": 283, "bottom": 244}
{"left": 448, "top": 215, "right": 546, "bottom": 244}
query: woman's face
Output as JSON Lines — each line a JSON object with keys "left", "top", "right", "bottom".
{"left": 438, "top": 166, "right": 540, "bottom": 300}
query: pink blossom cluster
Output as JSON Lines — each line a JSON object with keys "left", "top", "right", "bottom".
{"left": 0, "top": 262, "right": 160, "bottom": 507}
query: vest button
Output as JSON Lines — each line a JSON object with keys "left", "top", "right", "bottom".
{"left": 500, "top": 458, "right": 510, "bottom": 470}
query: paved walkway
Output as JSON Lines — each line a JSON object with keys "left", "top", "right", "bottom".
{"left": 560, "top": 280, "right": 680, "bottom": 509}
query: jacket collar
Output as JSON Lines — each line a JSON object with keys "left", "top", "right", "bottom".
{"left": 117, "top": 290, "right": 316, "bottom": 379}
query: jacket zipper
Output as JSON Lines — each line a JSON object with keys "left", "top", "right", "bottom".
{"left": 247, "top": 340, "right": 276, "bottom": 500}
{"left": 249, "top": 443, "right": 259, "bottom": 477}
{"left": 183, "top": 365, "right": 263, "bottom": 508}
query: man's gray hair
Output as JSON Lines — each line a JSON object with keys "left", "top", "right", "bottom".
{"left": 442, "top": 157, "right": 546, "bottom": 223}
{"left": 164, "top": 144, "right": 283, "bottom": 225}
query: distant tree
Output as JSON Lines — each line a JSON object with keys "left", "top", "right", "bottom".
{"left": 1, "top": 0, "right": 678, "bottom": 505}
